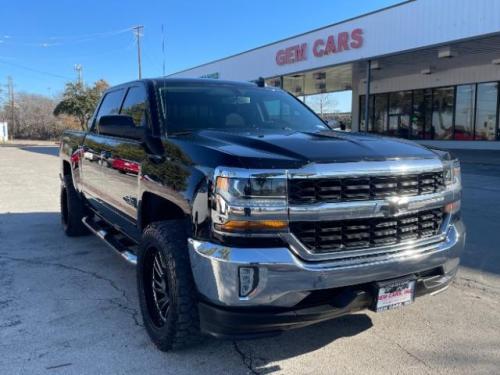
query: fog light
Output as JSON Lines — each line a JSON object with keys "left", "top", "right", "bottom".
{"left": 444, "top": 200, "right": 461, "bottom": 214}
{"left": 239, "top": 267, "right": 257, "bottom": 297}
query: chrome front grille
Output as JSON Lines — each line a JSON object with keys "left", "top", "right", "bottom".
{"left": 288, "top": 172, "right": 445, "bottom": 204}
{"left": 290, "top": 208, "right": 444, "bottom": 253}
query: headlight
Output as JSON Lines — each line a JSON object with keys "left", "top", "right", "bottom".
{"left": 212, "top": 170, "right": 288, "bottom": 236}
{"left": 443, "top": 159, "right": 461, "bottom": 215}
{"left": 444, "top": 159, "right": 461, "bottom": 187}
{"left": 216, "top": 176, "right": 286, "bottom": 201}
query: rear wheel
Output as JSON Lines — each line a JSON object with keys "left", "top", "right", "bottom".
{"left": 60, "top": 175, "right": 89, "bottom": 237}
{"left": 137, "top": 220, "right": 201, "bottom": 351}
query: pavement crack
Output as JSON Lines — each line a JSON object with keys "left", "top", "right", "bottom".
{"left": 0, "top": 254, "right": 143, "bottom": 328}
{"left": 232, "top": 341, "right": 260, "bottom": 375}
{"left": 453, "top": 277, "right": 500, "bottom": 298}
{"left": 46, "top": 363, "right": 72, "bottom": 370}
{"left": 108, "top": 298, "right": 143, "bottom": 327}
{"left": 393, "top": 341, "right": 434, "bottom": 372}
{"left": 373, "top": 332, "right": 436, "bottom": 374}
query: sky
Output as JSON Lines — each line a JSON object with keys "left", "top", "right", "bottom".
{"left": 0, "top": 0, "right": 400, "bottom": 112}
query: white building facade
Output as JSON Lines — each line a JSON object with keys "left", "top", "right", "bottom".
{"left": 170, "top": 0, "right": 500, "bottom": 149}
{"left": 0, "top": 122, "right": 8, "bottom": 142}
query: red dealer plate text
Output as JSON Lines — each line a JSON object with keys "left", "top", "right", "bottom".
{"left": 375, "top": 279, "right": 416, "bottom": 312}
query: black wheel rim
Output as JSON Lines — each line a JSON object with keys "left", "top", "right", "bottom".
{"left": 144, "top": 248, "right": 170, "bottom": 327}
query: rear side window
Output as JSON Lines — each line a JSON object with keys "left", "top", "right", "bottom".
{"left": 120, "top": 86, "right": 148, "bottom": 127}
{"left": 95, "top": 89, "right": 125, "bottom": 122}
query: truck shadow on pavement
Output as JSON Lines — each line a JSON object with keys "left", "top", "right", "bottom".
{"left": 228, "top": 314, "right": 373, "bottom": 374}
{"left": 0, "top": 211, "right": 374, "bottom": 373}
{"left": 18, "top": 145, "right": 59, "bottom": 157}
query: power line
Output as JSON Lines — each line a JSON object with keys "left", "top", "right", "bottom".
{"left": 0, "top": 27, "right": 134, "bottom": 48}
{"left": 0, "top": 37, "right": 136, "bottom": 63}
{"left": 0, "top": 59, "right": 71, "bottom": 80}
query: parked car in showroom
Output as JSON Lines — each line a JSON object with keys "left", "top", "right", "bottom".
{"left": 59, "top": 78, "right": 464, "bottom": 351}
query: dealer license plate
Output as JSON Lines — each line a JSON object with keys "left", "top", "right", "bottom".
{"left": 375, "top": 278, "right": 416, "bottom": 312}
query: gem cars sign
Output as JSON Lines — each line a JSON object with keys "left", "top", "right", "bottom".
{"left": 275, "top": 28, "right": 363, "bottom": 66}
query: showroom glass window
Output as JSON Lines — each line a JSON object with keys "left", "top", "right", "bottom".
{"left": 475, "top": 82, "right": 498, "bottom": 140}
{"left": 359, "top": 95, "right": 374, "bottom": 132}
{"left": 431, "top": 87, "right": 454, "bottom": 140}
{"left": 454, "top": 84, "right": 475, "bottom": 140}
{"left": 373, "top": 94, "right": 388, "bottom": 134}
{"left": 388, "top": 91, "right": 412, "bottom": 138}
{"left": 412, "top": 89, "right": 432, "bottom": 139}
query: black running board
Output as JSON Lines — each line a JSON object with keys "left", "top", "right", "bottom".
{"left": 82, "top": 216, "right": 137, "bottom": 265}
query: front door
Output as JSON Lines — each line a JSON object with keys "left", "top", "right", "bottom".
{"left": 81, "top": 88, "right": 125, "bottom": 207}
{"left": 100, "top": 85, "right": 148, "bottom": 225}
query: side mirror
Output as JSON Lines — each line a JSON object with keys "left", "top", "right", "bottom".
{"left": 98, "top": 115, "right": 144, "bottom": 140}
{"left": 143, "top": 133, "right": 164, "bottom": 156}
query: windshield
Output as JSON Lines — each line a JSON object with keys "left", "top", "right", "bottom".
{"left": 157, "top": 84, "right": 329, "bottom": 134}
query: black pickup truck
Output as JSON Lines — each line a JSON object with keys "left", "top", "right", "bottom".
{"left": 59, "top": 78, "right": 465, "bottom": 351}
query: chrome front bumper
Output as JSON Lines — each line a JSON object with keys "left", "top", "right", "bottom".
{"left": 188, "top": 219, "right": 465, "bottom": 308}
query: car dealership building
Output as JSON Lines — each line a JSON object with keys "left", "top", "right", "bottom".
{"left": 170, "top": 0, "right": 500, "bottom": 149}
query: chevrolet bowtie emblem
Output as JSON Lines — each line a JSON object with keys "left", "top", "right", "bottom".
{"left": 382, "top": 197, "right": 410, "bottom": 216}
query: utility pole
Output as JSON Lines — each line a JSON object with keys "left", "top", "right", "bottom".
{"left": 133, "top": 25, "right": 144, "bottom": 79}
{"left": 74, "top": 64, "right": 83, "bottom": 86}
{"left": 7, "top": 76, "right": 15, "bottom": 140}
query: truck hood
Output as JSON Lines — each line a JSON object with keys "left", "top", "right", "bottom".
{"left": 170, "top": 129, "right": 442, "bottom": 169}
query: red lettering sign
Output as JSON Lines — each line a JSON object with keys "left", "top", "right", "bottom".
{"left": 275, "top": 28, "right": 364, "bottom": 65}
{"left": 312, "top": 39, "right": 324, "bottom": 57}
{"left": 276, "top": 43, "right": 308, "bottom": 66}
{"left": 350, "top": 28, "right": 363, "bottom": 49}
{"left": 337, "top": 32, "right": 349, "bottom": 52}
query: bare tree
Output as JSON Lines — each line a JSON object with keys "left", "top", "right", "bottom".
{"left": 308, "top": 93, "right": 339, "bottom": 117}
{"left": 318, "top": 93, "right": 329, "bottom": 116}
{"left": 0, "top": 92, "right": 81, "bottom": 140}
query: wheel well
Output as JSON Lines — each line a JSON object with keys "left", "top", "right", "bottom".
{"left": 62, "top": 160, "right": 71, "bottom": 177}
{"left": 140, "top": 193, "right": 186, "bottom": 230}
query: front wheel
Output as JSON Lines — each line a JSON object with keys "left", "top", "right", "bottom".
{"left": 137, "top": 220, "right": 201, "bottom": 351}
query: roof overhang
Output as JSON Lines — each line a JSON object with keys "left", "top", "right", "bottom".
{"left": 169, "top": 0, "right": 500, "bottom": 82}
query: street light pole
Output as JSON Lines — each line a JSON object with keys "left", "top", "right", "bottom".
{"left": 74, "top": 64, "right": 83, "bottom": 86}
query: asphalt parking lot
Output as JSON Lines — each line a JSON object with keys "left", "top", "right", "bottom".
{"left": 0, "top": 143, "right": 499, "bottom": 374}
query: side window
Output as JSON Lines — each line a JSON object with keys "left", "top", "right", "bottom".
{"left": 95, "top": 89, "right": 125, "bottom": 124}
{"left": 120, "top": 86, "right": 148, "bottom": 127}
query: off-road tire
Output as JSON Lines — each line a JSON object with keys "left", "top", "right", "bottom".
{"left": 60, "top": 175, "right": 90, "bottom": 237}
{"left": 137, "top": 220, "right": 202, "bottom": 351}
